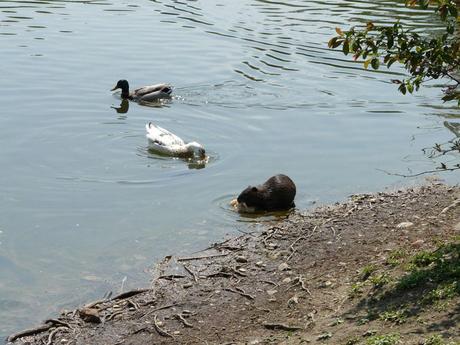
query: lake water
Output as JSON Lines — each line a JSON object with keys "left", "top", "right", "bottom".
{"left": 0, "top": 0, "right": 459, "bottom": 339}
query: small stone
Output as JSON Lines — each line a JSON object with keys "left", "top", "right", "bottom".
{"left": 278, "top": 262, "right": 290, "bottom": 271}
{"left": 173, "top": 331, "right": 181, "bottom": 335}
{"left": 287, "top": 294, "right": 299, "bottom": 308}
{"left": 78, "top": 308, "right": 101, "bottom": 324}
{"left": 321, "top": 280, "right": 333, "bottom": 288}
{"left": 255, "top": 261, "right": 264, "bottom": 267}
{"left": 267, "top": 289, "right": 277, "bottom": 295}
{"left": 396, "top": 222, "right": 414, "bottom": 229}
{"left": 183, "top": 283, "right": 193, "bottom": 289}
{"left": 411, "top": 239, "right": 424, "bottom": 248}
{"left": 238, "top": 268, "right": 247, "bottom": 273}
{"left": 236, "top": 255, "right": 248, "bottom": 263}
{"left": 282, "top": 277, "right": 292, "bottom": 284}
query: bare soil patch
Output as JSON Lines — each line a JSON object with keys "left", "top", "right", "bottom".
{"left": 8, "top": 182, "right": 460, "bottom": 345}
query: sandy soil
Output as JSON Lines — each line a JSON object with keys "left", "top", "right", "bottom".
{"left": 7, "top": 182, "right": 460, "bottom": 345}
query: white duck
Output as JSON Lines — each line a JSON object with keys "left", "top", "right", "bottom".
{"left": 145, "top": 122, "right": 206, "bottom": 159}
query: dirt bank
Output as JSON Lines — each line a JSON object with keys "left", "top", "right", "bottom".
{"left": 7, "top": 182, "right": 460, "bottom": 345}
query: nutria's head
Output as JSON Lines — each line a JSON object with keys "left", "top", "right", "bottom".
{"left": 237, "top": 185, "right": 263, "bottom": 211}
{"left": 111, "top": 80, "right": 130, "bottom": 96}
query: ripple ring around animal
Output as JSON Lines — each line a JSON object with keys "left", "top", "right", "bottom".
{"left": 111, "top": 79, "right": 172, "bottom": 102}
{"left": 232, "top": 174, "right": 296, "bottom": 213}
{"left": 145, "top": 122, "right": 206, "bottom": 159}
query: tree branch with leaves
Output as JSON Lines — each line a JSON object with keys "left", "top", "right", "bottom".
{"left": 329, "top": 0, "right": 460, "bottom": 104}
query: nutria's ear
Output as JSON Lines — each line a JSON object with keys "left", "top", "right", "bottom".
{"left": 251, "top": 186, "right": 258, "bottom": 192}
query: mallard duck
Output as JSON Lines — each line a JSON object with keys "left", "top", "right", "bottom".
{"left": 145, "top": 122, "right": 205, "bottom": 159}
{"left": 111, "top": 80, "right": 172, "bottom": 102}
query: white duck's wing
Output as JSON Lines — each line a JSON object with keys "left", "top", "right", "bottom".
{"left": 145, "top": 122, "right": 184, "bottom": 147}
{"left": 135, "top": 84, "right": 172, "bottom": 99}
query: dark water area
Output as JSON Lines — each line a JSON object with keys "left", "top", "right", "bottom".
{"left": 0, "top": 0, "right": 459, "bottom": 339}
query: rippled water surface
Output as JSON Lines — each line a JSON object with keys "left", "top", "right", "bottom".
{"left": 1, "top": 0, "right": 459, "bottom": 339}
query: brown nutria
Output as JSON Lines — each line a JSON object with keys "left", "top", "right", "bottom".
{"left": 236, "top": 174, "right": 296, "bottom": 212}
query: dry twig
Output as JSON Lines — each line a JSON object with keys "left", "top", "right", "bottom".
{"left": 46, "top": 326, "right": 68, "bottom": 345}
{"left": 153, "top": 314, "right": 173, "bottom": 338}
{"left": 177, "top": 253, "right": 229, "bottom": 262}
{"left": 174, "top": 313, "right": 194, "bottom": 328}
{"left": 224, "top": 287, "right": 255, "bottom": 300}
{"left": 263, "top": 322, "right": 302, "bottom": 331}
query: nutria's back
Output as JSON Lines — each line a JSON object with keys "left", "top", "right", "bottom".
{"left": 237, "top": 174, "right": 296, "bottom": 212}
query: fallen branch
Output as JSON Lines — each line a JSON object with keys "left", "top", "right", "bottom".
{"left": 177, "top": 253, "right": 229, "bottom": 262}
{"left": 291, "top": 276, "right": 312, "bottom": 296}
{"left": 174, "top": 313, "right": 194, "bottom": 328}
{"left": 127, "top": 299, "right": 140, "bottom": 310}
{"left": 224, "top": 287, "right": 255, "bottom": 300}
{"left": 183, "top": 264, "right": 198, "bottom": 282}
{"left": 263, "top": 322, "right": 303, "bottom": 331}
{"left": 440, "top": 198, "right": 460, "bottom": 215}
{"left": 140, "top": 303, "right": 180, "bottom": 319}
{"left": 111, "top": 288, "right": 150, "bottom": 301}
{"left": 46, "top": 326, "right": 68, "bottom": 345}
{"left": 7, "top": 324, "right": 54, "bottom": 343}
{"left": 158, "top": 274, "right": 186, "bottom": 280}
{"left": 105, "top": 310, "right": 123, "bottom": 322}
{"left": 153, "top": 314, "right": 173, "bottom": 338}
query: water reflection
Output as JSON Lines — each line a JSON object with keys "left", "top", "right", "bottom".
{"left": 145, "top": 148, "right": 209, "bottom": 170}
{"left": 111, "top": 99, "right": 129, "bottom": 114}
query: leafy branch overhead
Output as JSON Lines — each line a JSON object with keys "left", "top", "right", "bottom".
{"left": 329, "top": 0, "right": 460, "bottom": 104}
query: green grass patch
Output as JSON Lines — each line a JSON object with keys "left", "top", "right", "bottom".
{"left": 423, "top": 334, "right": 460, "bottom": 345}
{"left": 397, "top": 242, "right": 460, "bottom": 293}
{"left": 385, "top": 249, "right": 407, "bottom": 267}
{"left": 360, "top": 264, "right": 377, "bottom": 281}
{"left": 379, "top": 308, "right": 408, "bottom": 324}
{"left": 370, "top": 273, "right": 391, "bottom": 288}
{"left": 366, "top": 333, "right": 400, "bottom": 345}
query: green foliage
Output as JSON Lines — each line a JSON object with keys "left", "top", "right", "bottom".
{"left": 366, "top": 333, "right": 400, "bottom": 345}
{"left": 360, "top": 264, "right": 377, "bottom": 281}
{"left": 397, "top": 242, "right": 460, "bottom": 293}
{"left": 423, "top": 334, "right": 460, "bottom": 345}
{"left": 349, "top": 281, "right": 365, "bottom": 298}
{"left": 386, "top": 249, "right": 407, "bottom": 267}
{"left": 329, "top": 0, "right": 460, "bottom": 105}
{"left": 345, "top": 336, "right": 361, "bottom": 345}
{"left": 423, "top": 281, "right": 458, "bottom": 303}
{"left": 379, "top": 307, "right": 408, "bottom": 324}
{"left": 370, "top": 273, "right": 391, "bottom": 288}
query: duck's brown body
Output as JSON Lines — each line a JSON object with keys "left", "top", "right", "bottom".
{"left": 111, "top": 80, "right": 172, "bottom": 102}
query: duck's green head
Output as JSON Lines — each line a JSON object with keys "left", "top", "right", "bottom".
{"left": 111, "top": 79, "right": 129, "bottom": 92}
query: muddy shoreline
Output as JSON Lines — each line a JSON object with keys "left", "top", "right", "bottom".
{"left": 7, "top": 182, "right": 460, "bottom": 345}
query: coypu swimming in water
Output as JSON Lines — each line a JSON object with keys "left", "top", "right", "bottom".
{"left": 234, "top": 174, "right": 296, "bottom": 213}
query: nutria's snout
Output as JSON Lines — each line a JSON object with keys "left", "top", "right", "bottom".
{"left": 236, "top": 174, "right": 296, "bottom": 213}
